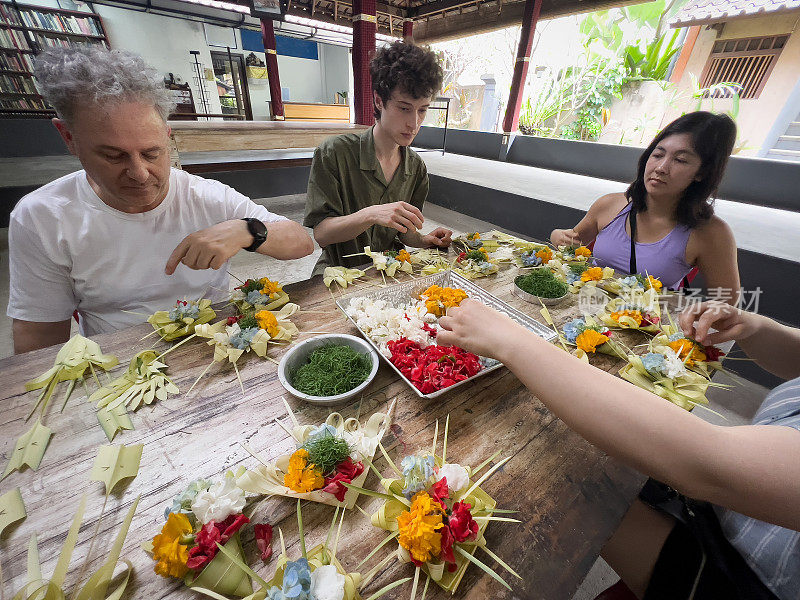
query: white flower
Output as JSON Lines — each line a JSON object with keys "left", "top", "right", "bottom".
{"left": 436, "top": 463, "right": 469, "bottom": 492}
{"left": 310, "top": 564, "right": 345, "bottom": 600}
{"left": 662, "top": 348, "right": 688, "bottom": 379}
{"left": 191, "top": 476, "right": 246, "bottom": 524}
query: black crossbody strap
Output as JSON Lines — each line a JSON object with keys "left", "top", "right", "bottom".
{"left": 629, "top": 204, "right": 638, "bottom": 275}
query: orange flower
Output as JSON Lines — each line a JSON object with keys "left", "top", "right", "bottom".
{"left": 397, "top": 249, "right": 412, "bottom": 263}
{"left": 576, "top": 329, "right": 608, "bottom": 353}
{"left": 284, "top": 449, "right": 324, "bottom": 493}
{"left": 258, "top": 277, "right": 283, "bottom": 298}
{"left": 581, "top": 267, "right": 604, "bottom": 282}
{"left": 646, "top": 276, "right": 663, "bottom": 291}
{"left": 535, "top": 247, "right": 553, "bottom": 264}
{"left": 397, "top": 491, "right": 444, "bottom": 564}
{"left": 152, "top": 513, "right": 192, "bottom": 578}
{"left": 575, "top": 246, "right": 592, "bottom": 258}
{"left": 610, "top": 309, "right": 643, "bottom": 326}
{"left": 421, "top": 285, "right": 468, "bottom": 317}
{"left": 254, "top": 310, "right": 280, "bottom": 337}
{"left": 669, "top": 339, "right": 706, "bottom": 365}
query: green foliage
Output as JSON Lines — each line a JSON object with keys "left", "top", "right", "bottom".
{"left": 518, "top": 0, "right": 692, "bottom": 141}
{"left": 623, "top": 29, "right": 681, "bottom": 81}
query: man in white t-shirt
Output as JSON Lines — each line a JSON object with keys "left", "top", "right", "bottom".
{"left": 7, "top": 47, "right": 314, "bottom": 354}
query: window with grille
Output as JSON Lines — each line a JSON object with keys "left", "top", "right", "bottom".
{"left": 699, "top": 34, "right": 788, "bottom": 99}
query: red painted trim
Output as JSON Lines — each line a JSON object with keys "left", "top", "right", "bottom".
{"left": 502, "top": 0, "right": 543, "bottom": 133}
{"left": 260, "top": 19, "right": 284, "bottom": 120}
{"left": 352, "top": 0, "right": 376, "bottom": 126}
{"left": 403, "top": 20, "right": 413, "bottom": 42}
{"left": 670, "top": 26, "right": 701, "bottom": 84}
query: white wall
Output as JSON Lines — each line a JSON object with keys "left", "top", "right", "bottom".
{"left": 95, "top": 7, "right": 223, "bottom": 115}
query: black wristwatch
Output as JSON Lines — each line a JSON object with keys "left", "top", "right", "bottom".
{"left": 242, "top": 218, "right": 268, "bottom": 252}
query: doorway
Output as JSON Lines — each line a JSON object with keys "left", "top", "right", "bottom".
{"left": 211, "top": 50, "right": 253, "bottom": 121}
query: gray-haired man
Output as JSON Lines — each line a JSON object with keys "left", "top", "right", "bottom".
{"left": 7, "top": 47, "right": 313, "bottom": 353}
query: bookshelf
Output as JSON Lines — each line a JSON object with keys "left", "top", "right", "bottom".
{"left": 0, "top": 0, "right": 110, "bottom": 117}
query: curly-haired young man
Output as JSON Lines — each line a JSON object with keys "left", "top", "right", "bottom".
{"left": 303, "top": 41, "right": 451, "bottom": 276}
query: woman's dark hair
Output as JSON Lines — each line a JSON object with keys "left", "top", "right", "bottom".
{"left": 370, "top": 41, "right": 443, "bottom": 120}
{"left": 626, "top": 111, "right": 736, "bottom": 228}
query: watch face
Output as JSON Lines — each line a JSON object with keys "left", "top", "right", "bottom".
{"left": 249, "top": 219, "right": 268, "bottom": 237}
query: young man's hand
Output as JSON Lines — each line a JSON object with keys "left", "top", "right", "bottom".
{"left": 165, "top": 219, "right": 252, "bottom": 274}
{"left": 421, "top": 227, "right": 452, "bottom": 248}
{"left": 550, "top": 228, "right": 581, "bottom": 247}
{"left": 364, "top": 201, "right": 424, "bottom": 233}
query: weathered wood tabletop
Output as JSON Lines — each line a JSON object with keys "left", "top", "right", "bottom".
{"left": 0, "top": 262, "right": 648, "bottom": 600}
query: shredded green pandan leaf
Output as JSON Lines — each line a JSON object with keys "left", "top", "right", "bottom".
{"left": 290, "top": 344, "right": 372, "bottom": 397}
{"left": 568, "top": 263, "right": 587, "bottom": 276}
{"left": 238, "top": 314, "right": 258, "bottom": 330}
{"left": 515, "top": 271, "right": 568, "bottom": 298}
{"left": 302, "top": 432, "right": 352, "bottom": 475}
{"left": 239, "top": 279, "right": 263, "bottom": 295}
{"left": 465, "top": 250, "right": 487, "bottom": 261}
{"left": 385, "top": 250, "right": 399, "bottom": 258}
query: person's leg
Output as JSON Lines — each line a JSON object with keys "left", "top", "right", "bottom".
{"left": 601, "top": 499, "right": 676, "bottom": 598}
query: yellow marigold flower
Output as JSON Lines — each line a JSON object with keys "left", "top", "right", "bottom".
{"left": 284, "top": 449, "right": 324, "bottom": 493}
{"left": 576, "top": 329, "right": 608, "bottom": 353}
{"left": 669, "top": 339, "right": 706, "bottom": 366}
{"left": 646, "top": 276, "right": 663, "bottom": 291}
{"left": 255, "top": 310, "right": 280, "bottom": 337}
{"left": 397, "top": 249, "right": 412, "bottom": 263}
{"left": 581, "top": 267, "right": 604, "bottom": 282}
{"left": 467, "top": 232, "right": 480, "bottom": 240}
{"left": 575, "top": 246, "right": 592, "bottom": 258}
{"left": 611, "top": 309, "right": 643, "bottom": 326}
{"left": 397, "top": 492, "right": 444, "bottom": 564}
{"left": 152, "top": 512, "right": 192, "bottom": 578}
{"left": 535, "top": 247, "right": 553, "bottom": 264}
{"left": 258, "top": 278, "right": 283, "bottom": 298}
{"left": 421, "top": 285, "right": 468, "bottom": 317}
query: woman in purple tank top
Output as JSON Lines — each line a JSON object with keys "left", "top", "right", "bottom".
{"left": 551, "top": 112, "right": 740, "bottom": 296}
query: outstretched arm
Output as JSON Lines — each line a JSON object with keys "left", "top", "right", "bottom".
{"left": 438, "top": 300, "right": 800, "bottom": 531}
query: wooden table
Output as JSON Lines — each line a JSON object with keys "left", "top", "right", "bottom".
{"left": 0, "top": 264, "right": 647, "bottom": 599}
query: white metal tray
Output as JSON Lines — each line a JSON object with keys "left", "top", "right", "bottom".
{"left": 336, "top": 271, "right": 556, "bottom": 399}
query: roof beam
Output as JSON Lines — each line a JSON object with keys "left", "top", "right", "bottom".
{"left": 414, "top": 0, "right": 652, "bottom": 43}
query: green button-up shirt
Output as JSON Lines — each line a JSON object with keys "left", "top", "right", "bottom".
{"left": 303, "top": 126, "right": 429, "bottom": 276}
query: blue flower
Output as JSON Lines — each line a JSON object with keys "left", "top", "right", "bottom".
{"left": 246, "top": 290, "right": 267, "bottom": 306}
{"left": 164, "top": 478, "right": 211, "bottom": 520}
{"left": 282, "top": 558, "right": 312, "bottom": 600}
{"left": 229, "top": 326, "right": 260, "bottom": 350}
{"left": 641, "top": 353, "right": 667, "bottom": 377}
{"left": 302, "top": 424, "right": 339, "bottom": 450}
{"left": 619, "top": 276, "right": 643, "bottom": 289}
{"left": 401, "top": 454, "right": 435, "bottom": 498}
{"left": 266, "top": 586, "right": 285, "bottom": 600}
{"left": 566, "top": 272, "right": 581, "bottom": 284}
{"left": 168, "top": 302, "right": 200, "bottom": 321}
{"left": 668, "top": 332, "right": 686, "bottom": 342}
{"left": 562, "top": 318, "right": 585, "bottom": 345}
{"left": 466, "top": 239, "right": 483, "bottom": 249}
{"left": 521, "top": 251, "right": 542, "bottom": 267}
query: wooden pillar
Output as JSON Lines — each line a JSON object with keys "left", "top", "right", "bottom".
{"left": 352, "top": 0, "right": 376, "bottom": 126}
{"left": 502, "top": 0, "right": 542, "bottom": 133}
{"left": 260, "top": 19, "right": 284, "bottom": 121}
{"left": 403, "top": 18, "right": 413, "bottom": 42}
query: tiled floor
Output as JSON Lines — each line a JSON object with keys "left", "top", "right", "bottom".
{"left": 0, "top": 192, "right": 770, "bottom": 600}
